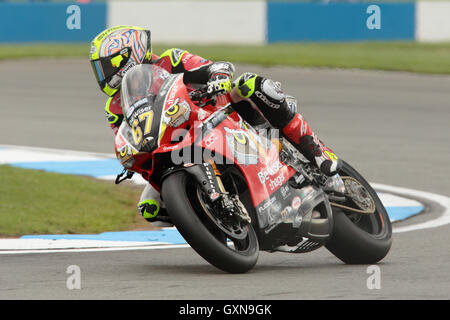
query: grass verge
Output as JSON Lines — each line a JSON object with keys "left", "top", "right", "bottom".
{"left": 0, "top": 165, "right": 146, "bottom": 237}
{"left": 1, "top": 42, "right": 450, "bottom": 74}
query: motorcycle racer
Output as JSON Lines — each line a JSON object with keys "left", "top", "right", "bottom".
{"left": 89, "top": 25, "right": 341, "bottom": 226}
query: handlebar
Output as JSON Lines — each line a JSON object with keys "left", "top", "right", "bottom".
{"left": 189, "top": 81, "right": 235, "bottom": 103}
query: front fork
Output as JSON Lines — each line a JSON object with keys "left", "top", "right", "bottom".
{"left": 207, "top": 159, "right": 252, "bottom": 223}
{"left": 162, "top": 160, "right": 251, "bottom": 223}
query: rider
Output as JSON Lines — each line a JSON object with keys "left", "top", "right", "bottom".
{"left": 89, "top": 25, "right": 341, "bottom": 226}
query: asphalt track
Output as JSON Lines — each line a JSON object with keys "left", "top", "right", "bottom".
{"left": 0, "top": 59, "right": 449, "bottom": 299}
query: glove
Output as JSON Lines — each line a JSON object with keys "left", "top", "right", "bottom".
{"left": 206, "top": 75, "right": 233, "bottom": 96}
{"left": 138, "top": 199, "right": 172, "bottom": 223}
{"left": 138, "top": 199, "right": 161, "bottom": 222}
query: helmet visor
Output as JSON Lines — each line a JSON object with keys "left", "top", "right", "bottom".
{"left": 90, "top": 47, "right": 131, "bottom": 87}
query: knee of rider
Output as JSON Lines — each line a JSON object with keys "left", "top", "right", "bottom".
{"left": 233, "top": 72, "right": 260, "bottom": 100}
{"left": 235, "top": 73, "right": 287, "bottom": 104}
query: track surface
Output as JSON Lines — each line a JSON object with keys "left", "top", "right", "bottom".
{"left": 1, "top": 59, "right": 449, "bottom": 299}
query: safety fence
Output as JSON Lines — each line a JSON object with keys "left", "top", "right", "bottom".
{"left": 0, "top": 1, "right": 449, "bottom": 43}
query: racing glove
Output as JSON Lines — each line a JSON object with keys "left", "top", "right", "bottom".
{"left": 138, "top": 199, "right": 171, "bottom": 223}
{"left": 205, "top": 61, "right": 235, "bottom": 95}
{"left": 206, "top": 75, "right": 233, "bottom": 95}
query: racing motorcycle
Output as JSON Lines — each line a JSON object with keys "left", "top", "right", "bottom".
{"left": 114, "top": 64, "right": 392, "bottom": 274}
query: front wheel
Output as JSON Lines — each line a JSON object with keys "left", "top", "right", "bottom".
{"left": 325, "top": 161, "right": 392, "bottom": 264}
{"left": 161, "top": 171, "right": 259, "bottom": 273}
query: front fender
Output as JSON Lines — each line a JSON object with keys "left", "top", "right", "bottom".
{"left": 161, "top": 163, "right": 222, "bottom": 203}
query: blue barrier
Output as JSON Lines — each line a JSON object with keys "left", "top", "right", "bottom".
{"left": 0, "top": 3, "right": 106, "bottom": 42}
{"left": 0, "top": 2, "right": 418, "bottom": 43}
{"left": 267, "top": 2, "right": 416, "bottom": 42}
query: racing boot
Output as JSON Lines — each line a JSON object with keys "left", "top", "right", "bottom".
{"left": 282, "top": 114, "right": 342, "bottom": 176}
{"left": 232, "top": 72, "right": 341, "bottom": 177}
{"left": 138, "top": 185, "right": 173, "bottom": 227}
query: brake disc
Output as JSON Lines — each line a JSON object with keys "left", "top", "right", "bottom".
{"left": 330, "top": 176, "right": 376, "bottom": 214}
{"left": 196, "top": 188, "right": 248, "bottom": 240}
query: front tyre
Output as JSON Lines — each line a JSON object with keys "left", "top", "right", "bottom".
{"left": 161, "top": 171, "right": 259, "bottom": 273}
{"left": 325, "top": 161, "right": 392, "bottom": 264}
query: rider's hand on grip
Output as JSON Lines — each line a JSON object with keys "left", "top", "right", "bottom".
{"left": 206, "top": 75, "right": 233, "bottom": 96}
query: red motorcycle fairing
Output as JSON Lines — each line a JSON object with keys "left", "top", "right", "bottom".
{"left": 116, "top": 72, "right": 296, "bottom": 209}
{"left": 196, "top": 112, "right": 297, "bottom": 207}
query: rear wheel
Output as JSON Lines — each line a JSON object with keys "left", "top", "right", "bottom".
{"left": 161, "top": 171, "right": 259, "bottom": 273}
{"left": 325, "top": 161, "right": 392, "bottom": 264}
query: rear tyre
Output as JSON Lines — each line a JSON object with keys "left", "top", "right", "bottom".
{"left": 161, "top": 171, "right": 259, "bottom": 273}
{"left": 325, "top": 161, "right": 392, "bottom": 264}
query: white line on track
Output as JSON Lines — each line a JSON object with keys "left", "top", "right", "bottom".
{"left": 372, "top": 183, "right": 450, "bottom": 233}
{"left": 0, "top": 244, "right": 191, "bottom": 255}
{"left": 2, "top": 183, "right": 448, "bottom": 255}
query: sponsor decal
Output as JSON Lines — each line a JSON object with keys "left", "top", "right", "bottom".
{"left": 299, "top": 186, "right": 315, "bottom": 201}
{"left": 204, "top": 132, "right": 218, "bottom": 148}
{"left": 280, "top": 185, "right": 291, "bottom": 199}
{"left": 255, "top": 91, "right": 280, "bottom": 109}
{"left": 166, "top": 82, "right": 180, "bottom": 106}
{"left": 119, "top": 60, "right": 135, "bottom": 76}
{"left": 126, "top": 98, "right": 148, "bottom": 119}
{"left": 156, "top": 68, "right": 169, "bottom": 81}
{"left": 258, "top": 196, "right": 276, "bottom": 215}
{"left": 182, "top": 53, "right": 193, "bottom": 64}
{"left": 183, "top": 163, "right": 195, "bottom": 167}
{"left": 163, "top": 98, "right": 191, "bottom": 127}
{"left": 128, "top": 104, "right": 152, "bottom": 122}
{"left": 162, "top": 145, "right": 179, "bottom": 152}
{"left": 210, "top": 192, "right": 220, "bottom": 201}
{"left": 292, "top": 196, "right": 301, "bottom": 210}
{"left": 257, "top": 160, "right": 283, "bottom": 184}
{"left": 223, "top": 127, "right": 259, "bottom": 165}
{"left": 257, "top": 160, "right": 286, "bottom": 191}
{"left": 268, "top": 172, "right": 286, "bottom": 191}
{"left": 203, "top": 163, "right": 219, "bottom": 200}
{"left": 281, "top": 206, "right": 293, "bottom": 219}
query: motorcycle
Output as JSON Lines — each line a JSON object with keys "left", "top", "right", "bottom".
{"left": 114, "top": 64, "right": 392, "bottom": 273}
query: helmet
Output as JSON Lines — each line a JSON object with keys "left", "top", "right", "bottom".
{"left": 89, "top": 26, "right": 152, "bottom": 97}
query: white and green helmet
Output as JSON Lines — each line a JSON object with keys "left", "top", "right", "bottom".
{"left": 89, "top": 25, "right": 152, "bottom": 97}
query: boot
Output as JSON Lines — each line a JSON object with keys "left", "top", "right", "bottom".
{"left": 282, "top": 114, "right": 342, "bottom": 176}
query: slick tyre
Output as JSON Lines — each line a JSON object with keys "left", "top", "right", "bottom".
{"left": 325, "top": 161, "right": 392, "bottom": 264}
{"left": 161, "top": 171, "right": 259, "bottom": 274}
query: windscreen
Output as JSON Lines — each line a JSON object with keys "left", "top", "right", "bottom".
{"left": 121, "top": 64, "right": 169, "bottom": 119}
{"left": 120, "top": 64, "right": 171, "bottom": 152}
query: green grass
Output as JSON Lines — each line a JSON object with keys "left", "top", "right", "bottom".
{"left": 182, "top": 42, "right": 450, "bottom": 74}
{"left": 1, "top": 42, "right": 450, "bottom": 74}
{"left": 0, "top": 165, "right": 144, "bottom": 237}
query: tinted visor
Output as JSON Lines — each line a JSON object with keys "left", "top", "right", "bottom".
{"left": 90, "top": 47, "right": 132, "bottom": 87}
